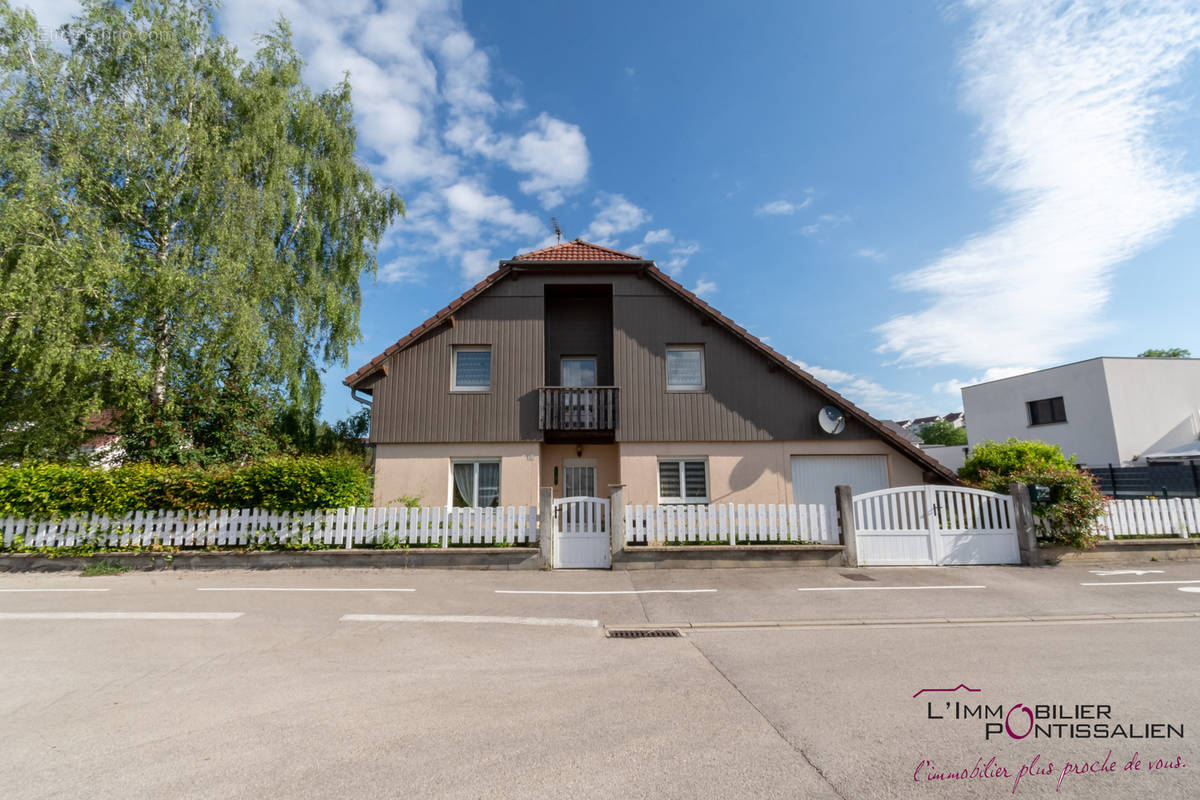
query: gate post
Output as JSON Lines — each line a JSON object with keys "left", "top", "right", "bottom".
{"left": 538, "top": 486, "right": 554, "bottom": 569}
{"left": 835, "top": 485, "right": 858, "bottom": 567}
{"left": 1009, "top": 482, "right": 1041, "bottom": 566}
{"left": 608, "top": 484, "right": 625, "bottom": 564}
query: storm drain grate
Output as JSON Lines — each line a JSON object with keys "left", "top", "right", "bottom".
{"left": 839, "top": 572, "right": 877, "bottom": 582}
{"left": 607, "top": 629, "right": 682, "bottom": 639}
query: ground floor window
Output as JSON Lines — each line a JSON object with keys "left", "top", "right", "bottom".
{"left": 451, "top": 460, "right": 500, "bottom": 507}
{"left": 657, "top": 457, "right": 708, "bottom": 503}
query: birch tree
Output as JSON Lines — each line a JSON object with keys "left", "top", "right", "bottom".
{"left": 0, "top": 0, "right": 402, "bottom": 460}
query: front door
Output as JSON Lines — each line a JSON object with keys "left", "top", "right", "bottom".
{"left": 563, "top": 458, "right": 597, "bottom": 498}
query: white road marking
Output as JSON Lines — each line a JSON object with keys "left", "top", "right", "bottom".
{"left": 197, "top": 587, "right": 415, "bottom": 592}
{"left": 341, "top": 613, "right": 599, "bottom": 628}
{"left": 494, "top": 589, "right": 717, "bottom": 595}
{"left": 796, "top": 585, "right": 986, "bottom": 592}
{"left": 0, "top": 612, "right": 242, "bottom": 620}
{"left": 1080, "top": 580, "right": 1200, "bottom": 586}
{"left": 1088, "top": 569, "right": 1164, "bottom": 576}
{"left": 0, "top": 588, "right": 110, "bottom": 593}
{"left": 1178, "top": 587, "right": 1200, "bottom": 593}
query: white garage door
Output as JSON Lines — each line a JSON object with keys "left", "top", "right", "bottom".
{"left": 791, "top": 455, "right": 888, "bottom": 506}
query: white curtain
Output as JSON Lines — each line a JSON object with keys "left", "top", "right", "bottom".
{"left": 452, "top": 463, "right": 475, "bottom": 507}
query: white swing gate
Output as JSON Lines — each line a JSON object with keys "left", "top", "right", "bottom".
{"left": 552, "top": 496, "right": 611, "bottom": 569}
{"left": 852, "top": 486, "right": 1020, "bottom": 566}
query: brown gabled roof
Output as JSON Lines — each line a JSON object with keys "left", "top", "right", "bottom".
{"left": 516, "top": 239, "right": 643, "bottom": 261}
{"left": 344, "top": 241, "right": 959, "bottom": 483}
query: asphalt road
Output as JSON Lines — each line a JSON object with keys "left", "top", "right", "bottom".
{"left": 1, "top": 562, "right": 1197, "bottom": 799}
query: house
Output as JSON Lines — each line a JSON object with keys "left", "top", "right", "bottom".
{"left": 961, "top": 357, "right": 1200, "bottom": 468}
{"left": 345, "top": 240, "right": 956, "bottom": 510}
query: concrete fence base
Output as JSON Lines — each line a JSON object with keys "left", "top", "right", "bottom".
{"left": 0, "top": 548, "right": 541, "bottom": 573}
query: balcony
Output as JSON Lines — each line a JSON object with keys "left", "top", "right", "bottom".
{"left": 538, "top": 387, "right": 619, "bottom": 432}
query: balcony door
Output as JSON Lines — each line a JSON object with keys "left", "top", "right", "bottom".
{"left": 560, "top": 357, "right": 597, "bottom": 428}
{"left": 560, "top": 357, "right": 597, "bottom": 387}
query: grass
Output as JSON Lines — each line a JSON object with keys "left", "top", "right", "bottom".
{"left": 81, "top": 559, "right": 132, "bottom": 577}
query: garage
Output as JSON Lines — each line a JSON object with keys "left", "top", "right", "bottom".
{"left": 791, "top": 455, "right": 888, "bottom": 506}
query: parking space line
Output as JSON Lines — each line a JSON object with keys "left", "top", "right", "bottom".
{"left": 197, "top": 587, "right": 414, "bottom": 592}
{"left": 796, "top": 585, "right": 986, "bottom": 592}
{"left": 341, "top": 613, "right": 598, "bottom": 628}
{"left": 0, "top": 589, "right": 110, "bottom": 593}
{"left": 1080, "top": 579, "right": 1200, "bottom": 586}
{"left": 494, "top": 589, "right": 716, "bottom": 595}
{"left": 0, "top": 612, "right": 243, "bottom": 620}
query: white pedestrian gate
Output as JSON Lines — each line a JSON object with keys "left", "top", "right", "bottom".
{"left": 552, "top": 496, "right": 611, "bottom": 568}
{"left": 852, "top": 486, "right": 1020, "bottom": 566}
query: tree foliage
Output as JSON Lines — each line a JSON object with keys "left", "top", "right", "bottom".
{"left": 0, "top": 0, "right": 402, "bottom": 462}
{"left": 959, "top": 439, "right": 1107, "bottom": 549}
{"left": 1137, "top": 347, "right": 1190, "bottom": 358}
{"left": 916, "top": 419, "right": 967, "bottom": 446}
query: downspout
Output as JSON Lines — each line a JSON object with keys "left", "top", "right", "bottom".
{"left": 349, "top": 387, "right": 375, "bottom": 474}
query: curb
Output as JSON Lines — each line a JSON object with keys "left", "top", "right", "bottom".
{"left": 606, "top": 611, "right": 1200, "bottom": 633}
{"left": 0, "top": 548, "right": 541, "bottom": 572}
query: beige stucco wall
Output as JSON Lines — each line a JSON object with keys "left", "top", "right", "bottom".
{"left": 373, "top": 443, "right": 540, "bottom": 507}
{"left": 617, "top": 440, "right": 925, "bottom": 506}
{"left": 539, "top": 443, "right": 621, "bottom": 499}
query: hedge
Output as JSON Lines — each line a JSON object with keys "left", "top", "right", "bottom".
{"left": 0, "top": 456, "right": 372, "bottom": 518}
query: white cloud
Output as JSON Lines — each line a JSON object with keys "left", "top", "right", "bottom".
{"left": 791, "top": 360, "right": 924, "bottom": 419}
{"left": 692, "top": 279, "right": 717, "bottom": 298}
{"left": 663, "top": 241, "right": 700, "bottom": 274}
{"left": 932, "top": 366, "right": 1038, "bottom": 396}
{"left": 756, "top": 199, "right": 799, "bottom": 216}
{"left": 855, "top": 248, "right": 886, "bottom": 262}
{"left": 506, "top": 114, "right": 589, "bottom": 208}
{"left": 877, "top": 0, "right": 1200, "bottom": 370}
{"left": 642, "top": 228, "right": 674, "bottom": 245}
{"left": 460, "top": 248, "right": 494, "bottom": 282}
{"left": 584, "top": 193, "right": 650, "bottom": 242}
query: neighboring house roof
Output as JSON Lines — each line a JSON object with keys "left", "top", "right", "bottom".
{"left": 882, "top": 420, "right": 922, "bottom": 445}
{"left": 944, "top": 411, "right": 964, "bottom": 423}
{"left": 81, "top": 409, "right": 121, "bottom": 449}
{"left": 345, "top": 240, "right": 959, "bottom": 483}
{"left": 910, "top": 416, "right": 941, "bottom": 427}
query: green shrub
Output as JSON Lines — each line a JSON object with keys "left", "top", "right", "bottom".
{"left": 958, "top": 439, "right": 1107, "bottom": 549}
{"left": 0, "top": 456, "right": 372, "bottom": 518}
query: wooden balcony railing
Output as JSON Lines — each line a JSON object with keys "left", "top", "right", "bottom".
{"left": 538, "top": 387, "right": 619, "bottom": 431}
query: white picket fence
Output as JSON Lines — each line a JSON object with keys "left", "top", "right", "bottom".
{"left": 1092, "top": 497, "right": 1199, "bottom": 540}
{"left": 0, "top": 506, "right": 538, "bottom": 550}
{"left": 625, "top": 503, "right": 835, "bottom": 544}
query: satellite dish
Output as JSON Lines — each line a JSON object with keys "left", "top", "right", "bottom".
{"left": 818, "top": 405, "right": 846, "bottom": 435}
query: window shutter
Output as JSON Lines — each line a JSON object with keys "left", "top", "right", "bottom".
{"left": 659, "top": 461, "right": 681, "bottom": 498}
{"left": 683, "top": 461, "right": 707, "bottom": 498}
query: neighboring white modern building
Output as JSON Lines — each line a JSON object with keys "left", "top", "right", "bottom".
{"left": 961, "top": 357, "right": 1200, "bottom": 467}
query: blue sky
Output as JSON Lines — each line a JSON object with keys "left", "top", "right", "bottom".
{"left": 26, "top": 0, "right": 1200, "bottom": 422}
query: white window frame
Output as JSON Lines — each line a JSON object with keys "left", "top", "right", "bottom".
{"left": 449, "top": 459, "right": 501, "bottom": 507}
{"left": 657, "top": 457, "right": 709, "bottom": 504}
{"left": 451, "top": 346, "right": 492, "bottom": 392}
{"left": 665, "top": 345, "right": 706, "bottom": 391}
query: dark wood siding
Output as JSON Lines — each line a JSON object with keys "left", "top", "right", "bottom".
{"left": 544, "top": 286, "right": 613, "bottom": 386}
{"left": 366, "top": 284, "right": 544, "bottom": 443}
{"left": 612, "top": 278, "right": 875, "bottom": 442}
{"left": 367, "top": 270, "right": 874, "bottom": 444}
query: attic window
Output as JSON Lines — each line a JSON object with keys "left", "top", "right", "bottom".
{"left": 666, "top": 345, "right": 705, "bottom": 390}
{"left": 452, "top": 347, "right": 491, "bottom": 391}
